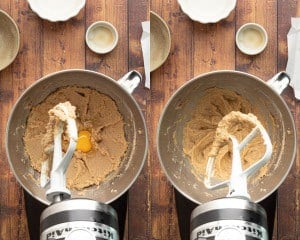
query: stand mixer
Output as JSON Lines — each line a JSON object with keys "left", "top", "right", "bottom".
{"left": 5, "top": 69, "right": 149, "bottom": 240}
{"left": 190, "top": 111, "right": 272, "bottom": 240}
{"left": 39, "top": 102, "right": 119, "bottom": 240}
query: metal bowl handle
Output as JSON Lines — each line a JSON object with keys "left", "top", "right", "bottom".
{"left": 117, "top": 70, "right": 142, "bottom": 94}
{"left": 267, "top": 72, "right": 290, "bottom": 95}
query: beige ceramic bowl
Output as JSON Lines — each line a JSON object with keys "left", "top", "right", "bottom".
{"left": 236, "top": 23, "right": 268, "bottom": 55}
{"left": 0, "top": 10, "right": 20, "bottom": 71}
{"left": 86, "top": 21, "right": 119, "bottom": 54}
{"left": 150, "top": 11, "right": 171, "bottom": 72}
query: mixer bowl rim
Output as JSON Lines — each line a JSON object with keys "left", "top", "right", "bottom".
{"left": 157, "top": 69, "right": 297, "bottom": 204}
{"left": 6, "top": 68, "right": 149, "bottom": 205}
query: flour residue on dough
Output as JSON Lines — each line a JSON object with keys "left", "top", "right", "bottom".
{"left": 23, "top": 86, "right": 128, "bottom": 190}
{"left": 183, "top": 87, "right": 269, "bottom": 181}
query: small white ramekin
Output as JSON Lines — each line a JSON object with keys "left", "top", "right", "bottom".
{"left": 85, "top": 21, "right": 119, "bottom": 54}
{"left": 236, "top": 23, "right": 268, "bottom": 55}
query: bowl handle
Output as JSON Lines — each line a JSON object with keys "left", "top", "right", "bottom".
{"left": 117, "top": 70, "right": 142, "bottom": 94}
{"left": 267, "top": 72, "right": 290, "bottom": 95}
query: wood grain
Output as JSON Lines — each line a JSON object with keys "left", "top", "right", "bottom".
{"left": 277, "top": 1, "right": 300, "bottom": 239}
{"left": 127, "top": 1, "right": 150, "bottom": 239}
{"left": 0, "top": 1, "right": 146, "bottom": 239}
{"left": 1, "top": 0, "right": 300, "bottom": 239}
{"left": 150, "top": 1, "right": 189, "bottom": 239}
{"left": 149, "top": 0, "right": 300, "bottom": 239}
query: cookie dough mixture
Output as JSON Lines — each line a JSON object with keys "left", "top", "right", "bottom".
{"left": 23, "top": 86, "right": 128, "bottom": 190}
{"left": 183, "top": 88, "right": 268, "bottom": 180}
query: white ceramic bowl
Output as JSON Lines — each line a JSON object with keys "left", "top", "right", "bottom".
{"left": 177, "top": 0, "right": 236, "bottom": 24}
{"left": 85, "top": 21, "right": 119, "bottom": 54}
{"left": 236, "top": 23, "right": 268, "bottom": 55}
{"left": 27, "top": 0, "right": 86, "bottom": 22}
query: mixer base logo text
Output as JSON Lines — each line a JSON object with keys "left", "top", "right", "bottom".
{"left": 41, "top": 221, "right": 119, "bottom": 240}
{"left": 190, "top": 220, "right": 268, "bottom": 240}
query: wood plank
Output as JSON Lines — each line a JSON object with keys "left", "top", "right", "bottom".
{"left": 150, "top": 0, "right": 192, "bottom": 239}
{"left": 85, "top": 0, "right": 128, "bottom": 79}
{"left": 0, "top": 1, "right": 44, "bottom": 239}
{"left": 193, "top": 8, "right": 236, "bottom": 74}
{"left": 42, "top": 10, "right": 86, "bottom": 74}
{"left": 127, "top": 0, "right": 149, "bottom": 239}
{"left": 128, "top": 0, "right": 149, "bottom": 107}
{"left": 277, "top": 0, "right": 300, "bottom": 239}
{"left": 236, "top": 0, "right": 277, "bottom": 79}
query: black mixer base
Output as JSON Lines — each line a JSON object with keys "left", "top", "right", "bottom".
{"left": 175, "top": 189, "right": 277, "bottom": 240}
{"left": 24, "top": 190, "right": 127, "bottom": 240}
{"left": 25, "top": 189, "right": 276, "bottom": 239}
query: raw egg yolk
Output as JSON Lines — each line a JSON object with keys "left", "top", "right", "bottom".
{"left": 77, "top": 130, "right": 92, "bottom": 153}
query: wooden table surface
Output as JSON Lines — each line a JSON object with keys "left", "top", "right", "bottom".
{"left": 1, "top": 0, "right": 300, "bottom": 239}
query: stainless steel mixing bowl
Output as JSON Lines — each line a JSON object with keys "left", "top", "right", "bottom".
{"left": 6, "top": 69, "right": 148, "bottom": 205}
{"left": 157, "top": 70, "right": 296, "bottom": 204}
